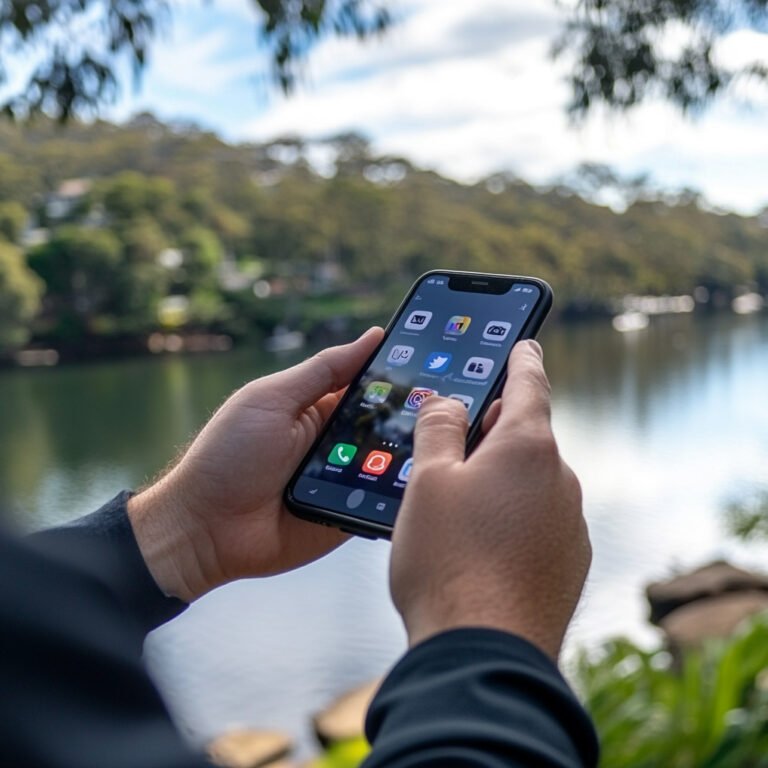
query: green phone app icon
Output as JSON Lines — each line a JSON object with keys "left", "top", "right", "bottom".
{"left": 364, "top": 380, "right": 392, "bottom": 404}
{"left": 328, "top": 442, "right": 358, "bottom": 466}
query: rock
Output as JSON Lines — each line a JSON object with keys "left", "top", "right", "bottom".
{"left": 206, "top": 729, "right": 293, "bottom": 768}
{"left": 646, "top": 560, "right": 768, "bottom": 625}
{"left": 312, "top": 679, "right": 382, "bottom": 747}
{"left": 659, "top": 591, "right": 768, "bottom": 650}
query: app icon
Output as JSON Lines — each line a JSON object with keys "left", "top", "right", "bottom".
{"left": 462, "top": 357, "right": 494, "bottom": 380}
{"left": 424, "top": 351, "right": 452, "bottom": 373}
{"left": 398, "top": 458, "right": 414, "bottom": 483}
{"left": 386, "top": 345, "right": 415, "bottom": 366}
{"left": 404, "top": 310, "right": 433, "bottom": 331}
{"left": 405, "top": 387, "right": 437, "bottom": 410}
{"left": 483, "top": 321, "right": 512, "bottom": 341}
{"left": 449, "top": 393, "right": 475, "bottom": 409}
{"left": 445, "top": 315, "right": 472, "bottom": 335}
{"left": 364, "top": 381, "right": 393, "bottom": 404}
{"left": 363, "top": 450, "right": 393, "bottom": 475}
{"left": 405, "top": 387, "right": 437, "bottom": 411}
{"left": 328, "top": 442, "right": 358, "bottom": 466}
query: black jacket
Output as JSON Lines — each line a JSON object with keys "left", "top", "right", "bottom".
{"left": 0, "top": 492, "right": 598, "bottom": 767}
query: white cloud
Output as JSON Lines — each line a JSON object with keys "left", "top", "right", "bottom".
{"left": 107, "top": 0, "right": 768, "bottom": 213}
{"left": 153, "top": 29, "right": 252, "bottom": 94}
{"left": 171, "top": 0, "right": 256, "bottom": 22}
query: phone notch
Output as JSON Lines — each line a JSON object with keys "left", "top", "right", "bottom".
{"left": 447, "top": 274, "right": 513, "bottom": 294}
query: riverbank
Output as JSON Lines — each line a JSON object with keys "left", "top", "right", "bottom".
{"left": 4, "top": 296, "right": 762, "bottom": 370}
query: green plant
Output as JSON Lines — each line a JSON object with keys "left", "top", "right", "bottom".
{"left": 725, "top": 491, "right": 768, "bottom": 542}
{"left": 574, "top": 616, "right": 768, "bottom": 767}
{"left": 309, "top": 737, "right": 370, "bottom": 768}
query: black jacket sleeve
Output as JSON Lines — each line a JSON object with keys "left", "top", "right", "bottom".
{"left": 28, "top": 490, "right": 188, "bottom": 635}
{"left": 364, "top": 628, "right": 599, "bottom": 767}
{"left": 0, "top": 496, "right": 208, "bottom": 768}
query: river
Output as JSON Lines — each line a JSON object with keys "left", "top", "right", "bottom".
{"left": 2, "top": 313, "right": 767, "bottom": 756}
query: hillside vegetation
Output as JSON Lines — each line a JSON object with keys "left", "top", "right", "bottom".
{"left": 0, "top": 114, "right": 765, "bottom": 356}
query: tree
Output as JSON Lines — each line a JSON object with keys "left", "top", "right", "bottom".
{"left": 0, "top": 201, "right": 28, "bottom": 243}
{"left": 3, "top": 1, "right": 767, "bottom": 122}
{"left": 179, "top": 226, "right": 223, "bottom": 287}
{"left": 558, "top": 0, "right": 768, "bottom": 116}
{"left": 99, "top": 172, "right": 176, "bottom": 224}
{"left": 0, "top": 0, "right": 391, "bottom": 121}
{"left": 0, "top": 240, "right": 43, "bottom": 352}
{"left": 27, "top": 226, "right": 121, "bottom": 335}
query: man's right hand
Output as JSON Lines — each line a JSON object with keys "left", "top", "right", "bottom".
{"left": 390, "top": 340, "right": 591, "bottom": 659}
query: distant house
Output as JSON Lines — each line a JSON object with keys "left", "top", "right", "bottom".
{"left": 20, "top": 225, "right": 49, "bottom": 248}
{"left": 46, "top": 178, "right": 92, "bottom": 221}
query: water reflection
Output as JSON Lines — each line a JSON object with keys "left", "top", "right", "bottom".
{"left": 540, "top": 314, "right": 768, "bottom": 651}
{"left": 0, "top": 349, "right": 304, "bottom": 527}
{"left": 1, "top": 314, "right": 767, "bottom": 753}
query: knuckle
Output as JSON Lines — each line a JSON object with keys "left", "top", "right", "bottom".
{"left": 585, "top": 531, "right": 593, "bottom": 567}
{"left": 520, "top": 426, "right": 559, "bottom": 462}
{"left": 561, "top": 462, "right": 582, "bottom": 504}
{"left": 312, "top": 347, "right": 333, "bottom": 370}
{"left": 524, "top": 362, "right": 552, "bottom": 401}
{"left": 418, "top": 396, "right": 465, "bottom": 423}
{"left": 310, "top": 349, "right": 339, "bottom": 388}
{"left": 571, "top": 471, "right": 583, "bottom": 507}
{"left": 514, "top": 344, "right": 550, "bottom": 386}
{"left": 415, "top": 405, "right": 452, "bottom": 433}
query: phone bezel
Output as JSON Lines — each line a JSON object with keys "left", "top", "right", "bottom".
{"left": 284, "top": 270, "right": 553, "bottom": 539}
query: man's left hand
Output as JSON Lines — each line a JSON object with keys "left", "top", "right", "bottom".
{"left": 127, "top": 327, "right": 384, "bottom": 602}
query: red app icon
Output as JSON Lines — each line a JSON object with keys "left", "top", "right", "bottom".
{"left": 363, "top": 450, "right": 393, "bottom": 476}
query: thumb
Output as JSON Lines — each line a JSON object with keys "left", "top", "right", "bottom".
{"left": 412, "top": 396, "right": 469, "bottom": 469}
{"left": 276, "top": 326, "right": 384, "bottom": 412}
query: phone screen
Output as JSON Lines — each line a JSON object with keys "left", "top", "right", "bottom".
{"left": 288, "top": 272, "right": 548, "bottom": 533}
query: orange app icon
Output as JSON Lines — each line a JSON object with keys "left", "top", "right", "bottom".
{"left": 363, "top": 450, "right": 393, "bottom": 476}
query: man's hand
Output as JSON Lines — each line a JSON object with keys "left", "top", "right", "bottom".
{"left": 390, "top": 340, "right": 590, "bottom": 659}
{"left": 127, "top": 327, "right": 384, "bottom": 603}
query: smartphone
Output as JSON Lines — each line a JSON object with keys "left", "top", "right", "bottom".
{"left": 285, "top": 270, "right": 552, "bottom": 539}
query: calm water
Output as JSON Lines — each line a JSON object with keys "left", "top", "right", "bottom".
{"left": 2, "top": 314, "right": 767, "bottom": 754}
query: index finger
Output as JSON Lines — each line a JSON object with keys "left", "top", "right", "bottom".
{"left": 493, "top": 340, "right": 552, "bottom": 430}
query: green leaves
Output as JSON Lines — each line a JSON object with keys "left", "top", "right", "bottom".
{"left": 557, "top": 0, "right": 768, "bottom": 116}
{"left": 575, "top": 617, "right": 768, "bottom": 767}
{"left": 0, "top": 1, "right": 164, "bottom": 120}
{"left": 0, "top": 240, "right": 43, "bottom": 351}
{"left": 0, "top": 0, "right": 391, "bottom": 120}
{"left": 724, "top": 491, "right": 768, "bottom": 542}
{"left": 308, "top": 737, "right": 371, "bottom": 768}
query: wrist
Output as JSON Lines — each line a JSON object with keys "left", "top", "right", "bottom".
{"left": 401, "top": 596, "right": 564, "bottom": 660}
{"left": 127, "top": 471, "right": 213, "bottom": 603}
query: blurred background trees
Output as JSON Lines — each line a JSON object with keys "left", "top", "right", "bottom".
{"left": 0, "top": 114, "right": 765, "bottom": 357}
{"left": 0, "top": 240, "right": 42, "bottom": 349}
{"left": 0, "top": 0, "right": 766, "bottom": 359}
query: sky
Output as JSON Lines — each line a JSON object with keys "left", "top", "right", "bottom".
{"left": 100, "top": 0, "right": 768, "bottom": 214}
